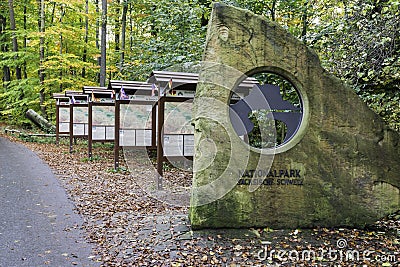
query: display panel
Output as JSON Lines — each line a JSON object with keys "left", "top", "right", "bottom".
{"left": 92, "top": 105, "right": 115, "bottom": 140}
{"left": 59, "top": 107, "right": 70, "bottom": 133}
{"left": 163, "top": 102, "right": 194, "bottom": 156}
{"left": 72, "top": 106, "right": 89, "bottom": 136}
{"left": 120, "top": 104, "right": 153, "bottom": 146}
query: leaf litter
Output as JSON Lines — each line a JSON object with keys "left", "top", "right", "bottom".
{"left": 2, "top": 133, "right": 400, "bottom": 266}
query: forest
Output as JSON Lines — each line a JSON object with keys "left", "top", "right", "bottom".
{"left": 1, "top": 0, "right": 399, "bottom": 131}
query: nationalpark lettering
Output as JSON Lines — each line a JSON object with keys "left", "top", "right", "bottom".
{"left": 238, "top": 169, "right": 303, "bottom": 186}
{"left": 240, "top": 169, "right": 301, "bottom": 178}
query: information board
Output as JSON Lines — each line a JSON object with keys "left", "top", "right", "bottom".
{"left": 59, "top": 107, "right": 70, "bottom": 133}
{"left": 72, "top": 106, "right": 89, "bottom": 136}
{"left": 92, "top": 105, "right": 115, "bottom": 140}
{"left": 163, "top": 102, "right": 194, "bottom": 156}
{"left": 119, "top": 104, "right": 154, "bottom": 146}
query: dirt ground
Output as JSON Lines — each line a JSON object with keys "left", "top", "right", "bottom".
{"left": 1, "top": 128, "right": 399, "bottom": 266}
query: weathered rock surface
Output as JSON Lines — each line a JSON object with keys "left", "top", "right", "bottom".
{"left": 190, "top": 3, "right": 400, "bottom": 229}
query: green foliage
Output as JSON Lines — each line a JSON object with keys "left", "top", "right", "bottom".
{"left": 118, "top": 0, "right": 208, "bottom": 80}
{"left": 0, "top": 0, "right": 399, "bottom": 132}
{"left": 248, "top": 110, "right": 276, "bottom": 149}
{"left": 18, "top": 134, "right": 56, "bottom": 144}
{"left": 223, "top": 0, "right": 322, "bottom": 39}
{"left": 0, "top": 78, "right": 40, "bottom": 126}
{"left": 1, "top": 0, "right": 100, "bottom": 125}
{"left": 310, "top": 0, "right": 400, "bottom": 131}
{"left": 107, "top": 166, "right": 129, "bottom": 173}
{"left": 81, "top": 155, "right": 102, "bottom": 162}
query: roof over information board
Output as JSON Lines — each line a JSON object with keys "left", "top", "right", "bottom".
{"left": 65, "top": 90, "right": 88, "bottom": 102}
{"left": 108, "top": 80, "right": 153, "bottom": 96}
{"left": 83, "top": 86, "right": 113, "bottom": 100}
{"left": 147, "top": 70, "right": 259, "bottom": 93}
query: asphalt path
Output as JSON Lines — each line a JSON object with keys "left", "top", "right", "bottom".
{"left": 0, "top": 137, "right": 98, "bottom": 267}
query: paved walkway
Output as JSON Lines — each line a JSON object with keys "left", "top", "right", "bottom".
{"left": 0, "top": 137, "right": 97, "bottom": 267}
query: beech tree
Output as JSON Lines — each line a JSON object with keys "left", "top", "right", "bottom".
{"left": 99, "top": 0, "right": 107, "bottom": 86}
{"left": 38, "top": 0, "right": 46, "bottom": 117}
{"left": 8, "top": 0, "right": 22, "bottom": 80}
{"left": 0, "top": 5, "right": 11, "bottom": 83}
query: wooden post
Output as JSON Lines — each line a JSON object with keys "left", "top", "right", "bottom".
{"left": 69, "top": 104, "right": 74, "bottom": 153}
{"left": 56, "top": 104, "right": 60, "bottom": 145}
{"left": 156, "top": 97, "right": 165, "bottom": 189}
{"left": 88, "top": 101, "right": 93, "bottom": 158}
{"left": 114, "top": 100, "right": 120, "bottom": 170}
{"left": 151, "top": 103, "right": 157, "bottom": 148}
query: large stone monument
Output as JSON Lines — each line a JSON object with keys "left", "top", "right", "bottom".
{"left": 189, "top": 3, "right": 400, "bottom": 229}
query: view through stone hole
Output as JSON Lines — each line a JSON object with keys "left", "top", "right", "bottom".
{"left": 230, "top": 72, "right": 303, "bottom": 149}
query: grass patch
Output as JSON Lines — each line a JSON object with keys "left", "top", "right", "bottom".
{"left": 107, "top": 166, "right": 129, "bottom": 173}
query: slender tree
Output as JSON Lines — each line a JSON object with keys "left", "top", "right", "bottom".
{"left": 0, "top": 13, "right": 11, "bottom": 83}
{"left": 267, "top": 0, "right": 277, "bottom": 21}
{"left": 82, "top": 0, "right": 89, "bottom": 78}
{"left": 95, "top": 0, "right": 101, "bottom": 83}
{"left": 22, "top": 0, "right": 28, "bottom": 79}
{"left": 59, "top": 3, "right": 65, "bottom": 91}
{"left": 120, "top": 0, "right": 128, "bottom": 71}
{"left": 95, "top": 0, "right": 100, "bottom": 51}
{"left": 129, "top": 3, "right": 133, "bottom": 50}
{"left": 50, "top": 1, "right": 56, "bottom": 25}
{"left": 300, "top": 0, "right": 309, "bottom": 42}
{"left": 114, "top": 0, "right": 121, "bottom": 53}
{"left": 99, "top": 0, "right": 107, "bottom": 86}
{"left": 38, "top": 0, "right": 46, "bottom": 117}
{"left": 8, "top": 0, "right": 22, "bottom": 80}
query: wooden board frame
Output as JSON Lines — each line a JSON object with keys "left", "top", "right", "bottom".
{"left": 53, "top": 93, "right": 70, "bottom": 144}
{"left": 65, "top": 91, "right": 89, "bottom": 153}
{"left": 83, "top": 86, "right": 114, "bottom": 158}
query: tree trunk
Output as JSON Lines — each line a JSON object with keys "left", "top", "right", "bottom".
{"left": 59, "top": 5, "right": 65, "bottom": 91}
{"left": 95, "top": 0, "right": 100, "bottom": 83}
{"left": 38, "top": 0, "right": 47, "bottom": 118}
{"left": 82, "top": 0, "right": 89, "bottom": 78}
{"left": 8, "top": 0, "right": 22, "bottom": 80}
{"left": 120, "top": 0, "right": 128, "bottom": 71}
{"left": 22, "top": 0, "right": 27, "bottom": 79}
{"left": 99, "top": 0, "right": 107, "bottom": 87}
{"left": 129, "top": 4, "right": 133, "bottom": 50}
{"left": 0, "top": 14, "right": 11, "bottom": 83}
{"left": 267, "top": 0, "right": 277, "bottom": 21}
{"left": 150, "top": 5, "right": 157, "bottom": 37}
{"left": 114, "top": 0, "right": 120, "bottom": 53}
{"left": 50, "top": 2, "right": 56, "bottom": 25}
{"left": 300, "top": 0, "right": 309, "bottom": 43}
{"left": 95, "top": 0, "right": 100, "bottom": 50}
{"left": 26, "top": 109, "right": 56, "bottom": 133}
